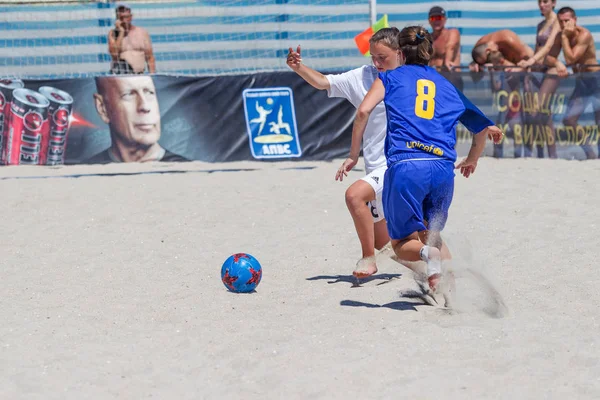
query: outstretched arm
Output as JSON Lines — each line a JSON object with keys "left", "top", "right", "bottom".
{"left": 454, "top": 89, "right": 503, "bottom": 177}
{"left": 456, "top": 128, "right": 488, "bottom": 178}
{"left": 286, "top": 45, "right": 330, "bottom": 90}
{"left": 350, "top": 78, "right": 385, "bottom": 159}
{"left": 335, "top": 78, "right": 385, "bottom": 181}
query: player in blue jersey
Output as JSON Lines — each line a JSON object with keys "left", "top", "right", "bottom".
{"left": 346, "top": 25, "right": 503, "bottom": 293}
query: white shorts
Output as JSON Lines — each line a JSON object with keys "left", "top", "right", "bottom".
{"left": 360, "top": 165, "right": 387, "bottom": 223}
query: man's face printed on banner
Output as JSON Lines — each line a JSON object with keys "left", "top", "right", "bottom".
{"left": 94, "top": 76, "right": 161, "bottom": 148}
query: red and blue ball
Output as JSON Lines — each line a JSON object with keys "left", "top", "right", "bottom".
{"left": 221, "top": 253, "right": 262, "bottom": 293}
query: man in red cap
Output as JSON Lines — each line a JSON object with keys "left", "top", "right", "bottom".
{"left": 428, "top": 6, "right": 461, "bottom": 72}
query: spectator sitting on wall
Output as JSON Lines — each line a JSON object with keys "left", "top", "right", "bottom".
{"left": 470, "top": 29, "right": 535, "bottom": 72}
{"left": 87, "top": 75, "right": 187, "bottom": 164}
{"left": 108, "top": 3, "right": 156, "bottom": 75}
{"left": 428, "top": 6, "right": 460, "bottom": 72}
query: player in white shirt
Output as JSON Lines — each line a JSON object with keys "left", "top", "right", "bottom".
{"left": 286, "top": 28, "right": 402, "bottom": 278}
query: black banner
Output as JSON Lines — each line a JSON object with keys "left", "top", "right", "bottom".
{"left": 1, "top": 70, "right": 599, "bottom": 165}
{"left": 446, "top": 69, "right": 600, "bottom": 160}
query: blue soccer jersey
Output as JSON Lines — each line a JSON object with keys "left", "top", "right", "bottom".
{"left": 379, "top": 65, "right": 494, "bottom": 165}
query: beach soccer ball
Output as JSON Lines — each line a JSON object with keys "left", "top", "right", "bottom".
{"left": 221, "top": 253, "right": 262, "bottom": 293}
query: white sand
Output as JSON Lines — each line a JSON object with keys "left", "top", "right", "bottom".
{"left": 1, "top": 157, "right": 599, "bottom": 399}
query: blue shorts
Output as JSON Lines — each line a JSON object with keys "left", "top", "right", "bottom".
{"left": 382, "top": 159, "right": 455, "bottom": 240}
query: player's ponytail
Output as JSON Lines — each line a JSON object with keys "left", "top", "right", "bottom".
{"left": 369, "top": 27, "right": 401, "bottom": 50}
{"left": 398, "top": 26, "right": 433, "bottom": 65}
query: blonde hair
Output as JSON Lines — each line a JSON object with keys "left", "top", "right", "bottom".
{"left": 369, "top": 27, "right": 401, "bottom": 50}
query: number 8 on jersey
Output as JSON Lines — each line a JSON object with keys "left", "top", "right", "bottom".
{"left": 415, "top": 79, "right": 436, "bottom": 120}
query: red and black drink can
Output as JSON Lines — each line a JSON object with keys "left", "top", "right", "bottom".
{"left": 38, "top": 86, "right": 73, "bottom": 165}
{"left": 0, "top": 79, "right": 24, "bottom": 164}
{"left": 5, "top": 88, "right": 50, "bottom": 165}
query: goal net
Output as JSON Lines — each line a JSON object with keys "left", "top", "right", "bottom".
{"left": 0, "top": 0, "right": 373, "bottom": 79}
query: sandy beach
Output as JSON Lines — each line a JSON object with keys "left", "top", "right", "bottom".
{"left": 1, "top": 157, "right": 599, "bottom": 399}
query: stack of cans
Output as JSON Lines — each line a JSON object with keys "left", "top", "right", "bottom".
{"left": 0, "top": 80, "right": 73, "bottom": 166}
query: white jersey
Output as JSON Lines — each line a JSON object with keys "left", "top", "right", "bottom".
{"left": 326, "top": 65, "right": 387, "bottom": 174}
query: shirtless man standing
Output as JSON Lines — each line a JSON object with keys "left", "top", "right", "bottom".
{"left": 427, "top": 6, "right": 463, "bottom": 90}
{"left": 470, "top": 29, "right": 535, "bottom": 71}
{"left": 428, "top": 6, "right": 461, "bottom": 71}
{"left": 546, "top": 7, "right": 600, "bottom": 159}
{"left": 108, "top": 3, "right": 156, "bottom": 74}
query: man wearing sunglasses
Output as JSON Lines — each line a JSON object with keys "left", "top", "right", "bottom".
{"left": 469, "top": 29, "right": 534, "bottom": 72}
{"left": 428, "top": 6, "right": 461, "bottom": 73}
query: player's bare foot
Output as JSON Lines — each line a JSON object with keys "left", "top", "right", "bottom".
{"left": 353, "top": 256, "right": 377, "bottom": 278}
{"left": 428, "top": 273, "right": 441, "bottom": 293}
{"left": 421, "top": 246, "right": 442, "bottom": 292}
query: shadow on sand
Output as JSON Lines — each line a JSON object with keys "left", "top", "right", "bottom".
{"left": 306, "top": 273, "right": 402, "bottom": 288}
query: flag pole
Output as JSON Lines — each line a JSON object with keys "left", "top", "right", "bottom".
{"left": 369, "top": 0, "right": 377, "bottom": 26}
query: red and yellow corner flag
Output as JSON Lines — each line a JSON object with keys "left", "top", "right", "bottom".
{"left": 354, "top": 15, "right": 389, "bottom": 57}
